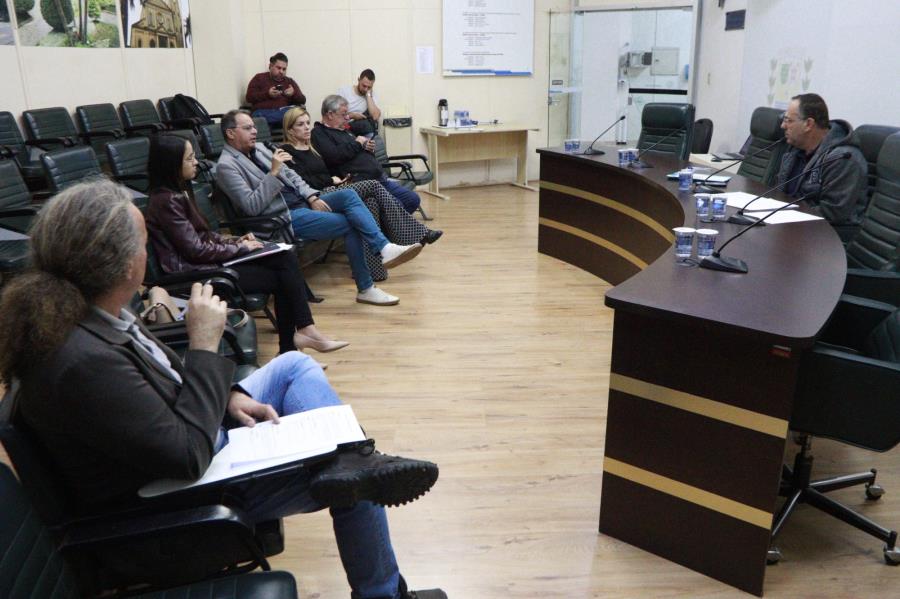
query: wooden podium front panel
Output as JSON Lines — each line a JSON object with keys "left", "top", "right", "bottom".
{"left": 599, "top": 310, "right": 796, "bottom": 596}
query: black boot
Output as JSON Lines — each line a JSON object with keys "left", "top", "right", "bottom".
{"left": 310, "top": 440, "right": 438, "bottom": 509}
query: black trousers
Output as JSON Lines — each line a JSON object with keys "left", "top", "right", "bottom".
{"left": 233, "top": 251, "right": 313, "bottom": 353}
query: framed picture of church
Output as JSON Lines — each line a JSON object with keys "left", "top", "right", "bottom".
{"left": 14, "top": 0, "right": 120, "bottom": 47}
{"left": 121, "top": 0, "right": 189, "bottom": 48}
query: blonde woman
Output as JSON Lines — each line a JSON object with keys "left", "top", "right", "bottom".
{"left": 281, "top": 107, "right": 442, "bottom": 281}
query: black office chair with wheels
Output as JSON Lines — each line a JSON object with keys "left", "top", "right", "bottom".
{"left": 736, "top": 107, "right": 787, "bottom": 185}
{"left": 119, "top": 99, "right": 177, "bottom": 137}
{"left": 690, "top": 118, "right": 713, "bottom": 154}
{"left": 843, "top": 132, "right": 900, "bottom": 304}
{"left": 767, "top": 294, "right": 900, "bottom": 566}
{"left": 636, "top": 102, "right": 695, "bottom": 160}
{"left": 852, "top": 124, "right": 900, "bottom": 213}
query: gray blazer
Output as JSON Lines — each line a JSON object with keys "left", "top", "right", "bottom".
{"left": 216, "top": 143, "right": 320, "bottom": 221}
{"left": 16, "top": 311, "right": 234, "bottom": 509}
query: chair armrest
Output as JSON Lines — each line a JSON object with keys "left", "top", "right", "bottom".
{"left": 125, "top": 123, "right": 166, "bottom": 135}
{"left": 165, "top": 117, "right": 204, "bottom": 130}
{"left": 0, "top": 206, "right": 39, "bottom": 219}
{"left": 387, "top": 153, "right": 431, "bottom": 168}
{"left": 24, "top": 136, "right": 77, "bottom": 149}
{"left": 0, "top": 145, "right": 15, "bottom": 158}
{"left": 793, "top": 346, "right": 900, "bottom": 451}
{"left": 59, "top": 503, "right": 270, "bottom": 594}
{"left": 79, "top": 129, "right": 125, "bottom": 142}
{"left": 60, "top": 503, "right": 254, "bottom": 548}
{"left": 209, "top": 113, "right": 225, "bottom": 120}
{"left": 844, "top": 268, "right": 900, "bottom": 305}
{"left": 820, "top": 294, "right": 897, "bottom": 349}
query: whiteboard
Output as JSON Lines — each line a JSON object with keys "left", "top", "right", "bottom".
{"left": 442, "top": 0, "right": 534, "bottom": 76}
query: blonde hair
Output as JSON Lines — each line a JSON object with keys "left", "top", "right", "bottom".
{"left": 282, "top": 106, "right": 321, "bottom": 157}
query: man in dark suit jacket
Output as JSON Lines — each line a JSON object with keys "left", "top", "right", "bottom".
{"left": 2, "top": 180, "right": 446, "bottom": 599}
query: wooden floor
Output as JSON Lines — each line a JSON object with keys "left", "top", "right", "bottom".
{"left": 263, "top": 185, "right": 900, "bottom": 598}
{"left": 3, "top": 184, "right": 899, "bottom": 597}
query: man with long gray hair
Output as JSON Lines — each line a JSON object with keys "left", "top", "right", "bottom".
{"left": 0, "top": 179, "right": 447, "bottom": 599}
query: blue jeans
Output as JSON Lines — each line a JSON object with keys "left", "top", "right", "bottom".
{"left": 251, "top": 106, "right": 292, "bottom": 128}
{"left": 232, "top": 352, "right": 401, "bottom": 599}
{"left": 380, "top": 176, "right": 420, "bottom": 214}
{"left": 290, "top": 188, "right": 389, "bottom": 291}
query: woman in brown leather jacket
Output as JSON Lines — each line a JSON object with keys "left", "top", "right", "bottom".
{"left": 145, "top": 134, "right": 347, "bottom": 355}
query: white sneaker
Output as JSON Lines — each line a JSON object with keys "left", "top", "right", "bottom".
{"left": 380, "top": 242, "right": 423, "bottom": 269}
{"left": 356, "top": 286, "right": 400, "bottom": 306}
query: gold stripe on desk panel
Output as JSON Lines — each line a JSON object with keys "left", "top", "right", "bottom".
{"left": 539, "top": 218, "right": 647, "bottom": 270}
{"left": 610, "top": 373, "right": 789, "bottom": 439}
{"left": 603, "top": 457, "right": 774, "bottom": 530}
{"left": 539, "top": 181, "right": 676, "bottom": 243}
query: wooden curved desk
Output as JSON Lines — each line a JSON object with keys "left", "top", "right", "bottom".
{"left": 537, "top": 147, "right": 847, "bottom": 596}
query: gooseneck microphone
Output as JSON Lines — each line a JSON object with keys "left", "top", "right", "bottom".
{"left": 583, "top": 115, "right": 626, "bottom": 156}
{"left": 699, "top": 152, "right": 852, "bottom": 273}
{"left": 629, "top": 127, "right": 686, "bottom": 169}
{"left": 728, "top": 152, "right": 852, "bottom": 225}
{"left": 693, "top": 138, "right": 785, "bottom": 193}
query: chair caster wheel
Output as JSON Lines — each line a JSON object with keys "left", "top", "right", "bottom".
{"left": 866, "top": 484, "right": 885, "bottom": 500}
{"left": 767, "top": 547, "right": 782, "bottom": 565}
{"left": 885, "top": 545, "right": 900, "bottom": 565}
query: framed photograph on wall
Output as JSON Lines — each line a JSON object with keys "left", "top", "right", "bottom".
{"left": 121, "top": 0, "right": 190, "bottom": 49}
{"left": 15, "top": 0, "right": 120, "bottom": 47}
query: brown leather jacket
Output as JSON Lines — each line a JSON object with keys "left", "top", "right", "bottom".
{"left": 146, "top": 188, "right": 247, "bottom": 273}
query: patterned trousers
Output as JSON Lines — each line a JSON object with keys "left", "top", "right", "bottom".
{"left": 327, "top": 179, "right": 429, "bottom": 281}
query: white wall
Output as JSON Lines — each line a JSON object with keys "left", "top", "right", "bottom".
{"left": 208, "top": 0, "right": 569, "bottom": 185}
{"left": 694, "top": 0, "right": 747, "bottom": 152}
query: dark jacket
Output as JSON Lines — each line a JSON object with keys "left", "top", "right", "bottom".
{"left": 775, "top": 119, "right": 868, "bottom": 225}
{"left": 17, "top": 311, "right": 234, "bottom": 510}
{"left": 311, "top": 122, "right": 383, "bottom": 180}
{"left": 146, "top": 188, "right": 246, "bottom": 273}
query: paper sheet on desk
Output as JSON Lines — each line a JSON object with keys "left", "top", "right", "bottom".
{"left": 741, "top": 209, "right": 823, "bottom": 224}
{"left": 720, "top": 192, "right": 797, "bottom": 211}
{"left": 139, "top": 405, "right": 365, "bottom": 498}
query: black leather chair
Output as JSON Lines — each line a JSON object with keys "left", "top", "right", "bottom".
{"left": 0, "top": 159, "right": 44, "bottom": 234}
{"left": 253, "top": 117, "right": 274, "bottom": 145}
{"left": 0, "top": 111, "right": 46, "bottom": 188}
{"left": 23, "top": 107, "right": 122, "bottom": 168}
{"left": 200, "top": 122, "right": 226, "bottom": 160}
{"left": 0, "top": 460, "right": 298, "bottom": 598}
{"left": 75, "top": 103, "right": 127, "bottom": 162}
{"left": 843, "top": 132, "right": 900, "bottom": 304}
{"left": 851, "top": 124, "right": 900, "bottom": 213}
{"left": 371, "top": 135, "right": 434, "bottom": 221}
{"left": 119, "top": 99, "right": 173, "bottom": 136}
{"left": 636, "top": 102, "right": 695, "bottom": 160}
{"left": 736, "top": 106, "right": 787, "bottom": 185}
{"left": 768, "top": 294, "right": 900, "bottom": 565}
{"left": 40, "top": 146, "right": 103, "bottom": 193}
{"left": 690, "top": 118, "right": 713, "bottom": 154}
{"left": 0, "top": 163, "right": 31, "bottom": 277}
{"left": 106, "top": 136, "right": 150, "bottom": 193}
